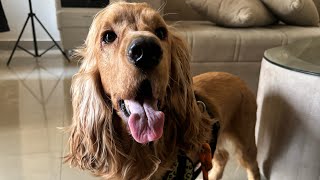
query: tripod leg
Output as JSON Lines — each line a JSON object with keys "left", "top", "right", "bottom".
{"left": 30, "top": 13, "right": 39, "bottom": 57}
{"left": 7, "top": 16, "right": 31, "bottom": 66}
{"left": 34, "top": 15, "right": 70, "bottom": 62}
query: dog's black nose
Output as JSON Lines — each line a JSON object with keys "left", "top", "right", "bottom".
{"left": 127, "top": 37, "right": 162, "bottom": 69}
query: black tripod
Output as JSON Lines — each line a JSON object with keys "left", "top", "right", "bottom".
{"left": 6, "top": 0, "right": 70, "bottom": 66}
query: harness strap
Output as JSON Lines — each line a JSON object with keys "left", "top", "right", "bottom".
{"left": 164, "top": 152, "right": 195, "bottom": 180}
{"left": 163, "top": 99, "right": 220, "bottom": 180}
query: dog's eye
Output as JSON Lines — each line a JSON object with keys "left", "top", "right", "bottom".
{"left": 155, "top": 27, "right": 167, "bottom": 40}
{"left": 102, "top": 31, "right": 117, "bottom": 43}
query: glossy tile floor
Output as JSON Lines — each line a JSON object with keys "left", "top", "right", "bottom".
{"left": 0, "top": 50, "right": 249, "bottom": 180}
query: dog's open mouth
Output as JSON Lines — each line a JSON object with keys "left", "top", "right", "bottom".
{"left": 118, "top": 80, "right": 165, "bottom": 144}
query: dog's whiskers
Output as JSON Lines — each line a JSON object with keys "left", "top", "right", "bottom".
{"left": 157, "top": 0, "right": 167, "bottom": 13}
{"left": 168, "top": 21, "right": 184, "bottom": 28}
{"left": 162, "top": 13, "right": 178, "bottom": 19}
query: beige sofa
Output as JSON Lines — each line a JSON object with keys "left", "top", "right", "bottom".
{"left": 162, "top": 1, "right": 320, "bottom": 92}
{"left": 56, "top": 0, "right": 320, "bottom": 92}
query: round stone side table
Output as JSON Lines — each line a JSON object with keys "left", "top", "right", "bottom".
{"left": 256, "top": 38, "right": 320, "bottom": 180}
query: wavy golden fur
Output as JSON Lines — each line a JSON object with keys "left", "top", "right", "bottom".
{"left": 65, "top": 2, "right": 260, "bottom": 180}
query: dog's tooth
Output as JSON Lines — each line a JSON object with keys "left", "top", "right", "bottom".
{"left": 124, "top": 100, "right": 131, "bottom": 115}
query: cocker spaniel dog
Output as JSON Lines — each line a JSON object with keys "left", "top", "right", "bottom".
{"left": 65, "top": 2, "right": 260, "bottom": 180}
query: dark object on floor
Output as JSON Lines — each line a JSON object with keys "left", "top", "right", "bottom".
{"left": 0, "top": 1, "right": 10, "bottom": 32}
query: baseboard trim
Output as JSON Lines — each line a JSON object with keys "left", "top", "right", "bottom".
{"left": 0, "top": 41, "right": 63, "bottom": 51}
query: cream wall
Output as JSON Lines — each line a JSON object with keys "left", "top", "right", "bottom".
{"left": 0, "top": 0, "right": 60, "bottom": 41}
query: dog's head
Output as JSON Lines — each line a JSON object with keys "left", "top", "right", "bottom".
{"left": 94, "top": 2, "right": 170, "bottom": 144}
{"left": 66, "top": 2, "right": 200, "bottom": 178}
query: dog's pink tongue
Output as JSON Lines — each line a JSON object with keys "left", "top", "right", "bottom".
{"left": 125, "top": 99, "right": 164, "bottom": 144}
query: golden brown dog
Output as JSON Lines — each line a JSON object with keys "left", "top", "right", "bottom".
{"left": 65, "top": 2, "right": 260, "bottom": 180}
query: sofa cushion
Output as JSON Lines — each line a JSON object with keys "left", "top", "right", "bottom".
{"left": 170, "top": 21, "right": 320, "bottom": 62}
{"left": 261, "top": 0, "right": 319, "bottom": 26}
{"left": 185, "top": 0, "right": 276, "bottom": 27}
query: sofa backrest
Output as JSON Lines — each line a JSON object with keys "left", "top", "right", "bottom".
{"left": 128, "top": 0, "right": 163, "bottom": 11}
{"left": 127, "top": 0, "right": 205, "bottom": 21}
{"left": 162, "top": 0, "right": 204, "bottom": 21}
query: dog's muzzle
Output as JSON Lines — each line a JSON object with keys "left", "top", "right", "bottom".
{"left": 127, "top": 37, "right": 163, "bottom": 70}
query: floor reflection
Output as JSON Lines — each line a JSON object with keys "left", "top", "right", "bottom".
{"left": 0, "top": 51, "right": 97, "bottom": 180}
{"left": 0, "top": 50, "right": 250, "bottom": 180}
{"left": 8, "top": 60, "right": 65, "bottom": 127}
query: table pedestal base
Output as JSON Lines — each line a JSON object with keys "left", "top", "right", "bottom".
{"left": 256, "top": 59, "right": 320, "bottom": 180}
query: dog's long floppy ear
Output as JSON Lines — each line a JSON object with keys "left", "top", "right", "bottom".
{"left": 165, "top": 29, "right": 212, "bottom": 151}
{"left": 64, "top": 12, "right": 122, "bottom": 178}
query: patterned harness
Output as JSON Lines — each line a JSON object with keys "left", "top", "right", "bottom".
{"left": 163, "top": 100, "right": 220, "bottom": 180}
